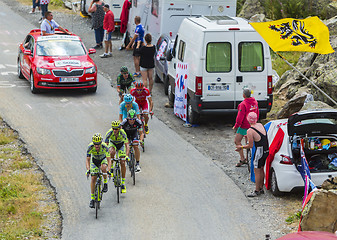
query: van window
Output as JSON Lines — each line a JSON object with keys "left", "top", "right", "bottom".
{"left": 239, "top": 42, "right": 264, "bottom": 72}
{"left": 206, "top": 42, "right": 231, "bottom": 72}
{"left": 151, "top": 0, "right": 158, "bottom": 17}
{"left": 178, "top": 40, "right": 186, "bottom": 61}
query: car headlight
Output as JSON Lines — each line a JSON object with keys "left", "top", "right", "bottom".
{"left": 36, "top": 67, "right": 51, "bottom": 75}
{"left": 85, "top": 66, "right": 96, "bottom": 74}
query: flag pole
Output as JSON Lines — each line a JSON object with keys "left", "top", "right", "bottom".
{"left": 276, "top": 52, "right": 337, "bottom": 106}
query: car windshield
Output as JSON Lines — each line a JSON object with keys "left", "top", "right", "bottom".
{"left": 36, "top": 40, "right": 86, "bottom": 56}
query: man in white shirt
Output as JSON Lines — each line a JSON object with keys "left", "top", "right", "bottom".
{"left": 41, "top": 11, "right": 71, "bottom": 36}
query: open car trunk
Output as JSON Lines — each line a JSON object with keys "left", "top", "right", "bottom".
{"left": 288, "top": 110, "right": 337, "bottom": 173}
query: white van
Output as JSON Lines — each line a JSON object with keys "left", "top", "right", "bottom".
{"left": 166, "top": 16, "right": 274, "bottom": 123}
{"left": 127, "top": 0, "right": 237, "bottom": 44}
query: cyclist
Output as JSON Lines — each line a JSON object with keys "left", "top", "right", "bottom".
{"left": 121, "top": 109, "right": 144, "bottom": 172}
{"left": 117, "top": 66, "right": 136, "bottom": 104}
{"left": 104, "top": 120, "right": 130, "bottom": 193}
{"left": 86, "top": 133, "right": 111, "bottom": 208}
{"left": 130, "top": 82, "right": 153, "bottom": 134}
{"left": 119, "top": 93, "right": 140, "bottom": 122}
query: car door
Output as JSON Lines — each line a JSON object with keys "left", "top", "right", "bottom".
{"left": 21, "top": 35, "right": 34, "bottom": 78}
{"left": 202, "top": 31, "right": 235, "bottom": 108}
{"left": 234, "top": 32, "right": 268, "bottom": 106}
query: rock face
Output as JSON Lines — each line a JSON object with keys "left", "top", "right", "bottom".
{"left": 300, "top": 189, "right": 337, "bottom": 233}
{"left": 237, "top": 0, "right": 265, "bottom": 20}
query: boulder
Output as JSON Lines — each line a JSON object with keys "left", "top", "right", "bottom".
{"left": 300, "top": 100, "right": 334, "bottom": 111}
{"left": 249, "top": 14, "right": 266, "bottom": 22}
{"left": 300, "top": 189, "right": 337, "bottom": 233}
{"left": 321, "top": 177, "right": 337, "bottom": 190}
{"left": 237, "top": 0, "right": 265, "bottom": 20}
{"left": 277, "top": 92, "right": 307, "bottom": 119}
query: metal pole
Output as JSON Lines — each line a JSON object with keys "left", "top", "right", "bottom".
{"left": 276, "top": 52, "right": 337, "bottom": 106}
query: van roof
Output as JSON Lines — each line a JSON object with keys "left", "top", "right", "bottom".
{"left": 186, "top": 15, "right": 254, "bottom": 31}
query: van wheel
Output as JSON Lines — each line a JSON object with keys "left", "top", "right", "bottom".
{"left": 168, "top": 84, "right": 174, "bottom": 105}
{"left": 187, "top": 99, "right": 199, "bottom": 124}
{"left": 164, "top": 76, "right": 169, "bottom": 95}
{"left": 155, "top": 71, "right": 161, "bottom": 83}
{"left": 270, "top": 169, "right": 284, "bottom": 196}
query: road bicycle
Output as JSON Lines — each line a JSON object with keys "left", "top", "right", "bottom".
{"left": 139, "top": 110, "right": 153, "bottom": 152}
{"left": 87, "top": 169, "right": 107, "bottom": 219}
{"left": 128, "top": 143, "right": 136, "bottom": 185}
{"left": 113, "top": 154, "right": 122, "bottom": 203}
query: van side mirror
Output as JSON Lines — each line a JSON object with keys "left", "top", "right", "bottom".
{"left": 23, "top": 49, "right": 32, "bottom": 55}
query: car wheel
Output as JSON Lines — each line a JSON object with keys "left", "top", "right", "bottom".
{"left": 187, "top": 98, "right": 200, "bottom": 124}
{"left": 164, "top": 76, "right": 169, "bottom": 95}
{"left": 168, "top": 83, "right": 174, "bottom": 105}
{"left": 270, "top": 169, "right": 284, "bottom": 196}
{"left": 154, "top": 71, "right": 161, "bottom": 83}
{"left": 17, "top": 58, "right": 24, "bottom": 79}
{"left": 30, "top": 72, "right": 39, "bottom": 94}
{"left": 87, "top": 86, "right": 97, "bottom": 93}
{"left": 80, "top": 0, "right": 89, "bottom": 16}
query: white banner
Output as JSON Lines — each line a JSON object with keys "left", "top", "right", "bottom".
{"left": 156, "top": 41, "right": 167, "bottom": 60}
{"left": 174, "top": 62, "right": 188, "bottom": 121}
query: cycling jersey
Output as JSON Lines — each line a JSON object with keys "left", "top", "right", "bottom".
{"left": 104, "top": 128, "right": 128, "bottom": 149}
{"left": 121, "top": 118, "right": 143, "bottom": 138}
{"left": 117, "top": 73, "right": 135, "bottom": 92}
{"left": 119, "top": 101, "right": 140, "bottom": 120}
{"left": 87, "top": 142, "right": 110, "bottom": 168}
{"left": 130, "top": 87, "right": 151, "bottom": 112}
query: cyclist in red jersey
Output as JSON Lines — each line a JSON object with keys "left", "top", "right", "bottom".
{"left": 130, "top": 82, "right": 153, "bottom": 134}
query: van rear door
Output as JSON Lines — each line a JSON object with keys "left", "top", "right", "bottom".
{"left": 202, "top": 32, "right": 236, "bottom": 109}
{"left": 234, "top": 32, "right": 268, "bottom": 105}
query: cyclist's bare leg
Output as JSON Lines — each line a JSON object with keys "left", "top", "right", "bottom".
{"left": 133, "top": 143, "right": 140, "bottom": 163}
{"left": 144, "top": 113, "right": 149, "bottom": 125}
{"left": 91, "top": 175, "right": 97, "bottom": 194}
{"left": 100, "top": 164, "right": 108, "bottom": 181}
{"left": 234, "top": 133, "right": 245, "bottom": 161}
{"left": 121, "top": 158, "right": 126, "bottom": 178}
{"left": 109, "top": 147, "right": 116, "bottom": 169}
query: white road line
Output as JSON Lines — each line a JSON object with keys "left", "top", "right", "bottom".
{"left": 25, "top": 104, "right": 32, "bottom": 109}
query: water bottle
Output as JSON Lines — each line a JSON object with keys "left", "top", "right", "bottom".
{"left": 292, "top": 134, "right": 298, "bottom": 149}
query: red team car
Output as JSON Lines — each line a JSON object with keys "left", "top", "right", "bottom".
{"left": 17, "top": 29, "right": 97, "bottom": 93}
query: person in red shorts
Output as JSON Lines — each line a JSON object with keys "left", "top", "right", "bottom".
{"left": 130, "top": 82, "right": 153, "bottom": 134}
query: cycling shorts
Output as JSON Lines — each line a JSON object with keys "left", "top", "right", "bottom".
{"left": 109, "top": 142, "right": 126, "bottom": 158}
{"left": 127, "top": 131, "right": 139, "bottom": 144}
{"left": 137, "top": 100, "right": 149, "bottom": 113}
{"left": 90, "top": 157, "right": 108, "bottom": 174}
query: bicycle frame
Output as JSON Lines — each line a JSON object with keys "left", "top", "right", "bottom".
{"left": 128, "top": 143, "right": 136, "bottom": 185}
{"left": 113, "top": 153, "right": 122, "bottom": 203}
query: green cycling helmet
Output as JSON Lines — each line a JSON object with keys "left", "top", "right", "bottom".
{"left": 127, "top": 109, "right": 136, "bottom": 119}
{"left": 120, "top": 66, "right": 128, "bottom": 73}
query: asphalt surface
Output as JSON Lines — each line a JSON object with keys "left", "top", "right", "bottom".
{"left": 0, "top": 1, "right": 275, "bottom": 239}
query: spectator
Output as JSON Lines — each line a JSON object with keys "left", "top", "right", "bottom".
{"left": 88, "top": 0, "right": 105, "bottom": 49}
{"left": 126, "top": 16, "right": 144, "bottom": 77}
{"left": 39, "top": 0, "right": 49, "bottom": 23}
{"left": 138, "top": 33, "right": 155, "bottom": 93}
{"left": 119, "top": 0, "right": 131, "bottom": 50}
{"left": 235, "top": 112, "right": 269, "bottom": 197}
{"left": 29, "top": 0, "right": 41, "bottom": 14}
{"left": 41, "top": 11, "right": 71, "bottom": 36}
{"left": 100, "top": 4, "right": 115, "bottom": 58}
{"left": 233, "top": 88, "right": 259, "bottom": 167}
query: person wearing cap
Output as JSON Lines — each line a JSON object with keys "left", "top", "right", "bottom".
{"left": 236, "top": 112, "right": 269, "bottom": 197}
{"left": 100, "top": 4, "right": 115, "bottom": 58}
{"left": 233, "top": 88, "right": 259, "bottom": 167}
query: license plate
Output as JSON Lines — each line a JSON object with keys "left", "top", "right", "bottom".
{"left": 208, "top": 84, "right": 229, "bottom": 91}
{"left": 59, "top": 77, "right": 79, "bottom": 82}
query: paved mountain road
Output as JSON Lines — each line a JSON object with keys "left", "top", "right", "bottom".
{"left": 0, "top": 2, "right": 272, "bottom": 239}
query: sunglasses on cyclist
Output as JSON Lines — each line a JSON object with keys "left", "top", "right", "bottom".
{"left": 93, "top": 142, "right": 101, "bottom": 146}
{"left": 112, "top": 128, "right": 120, "bottom": 130}
{"left": 128, "top": 118, "right": 136, "bottom": 121}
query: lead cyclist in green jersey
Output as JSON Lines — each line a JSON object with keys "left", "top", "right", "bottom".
{"left": 86, "top": 133, "right": 111, "bottom": 208}
{"left": 105, "top": 120, "right": 130, "bottom": 193}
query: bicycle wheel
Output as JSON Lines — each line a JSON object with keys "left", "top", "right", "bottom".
{"left": 116, "top": 167, "right": 120, "bottom": 203}
{"left": 130, "top": 152, "right": 136, "bottom": 185}
{"left": 95, "top": 182, "right": 99, "bottom": 219}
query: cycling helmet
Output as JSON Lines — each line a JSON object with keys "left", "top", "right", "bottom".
{"left": 135, "top": 82, "right": 144, "bottom": 88}
{"left": 111, "top": 120, "right": 121, "bottom": 129}
{"left": 124, "top": 93, "right": 133, "bottom": 103}
{"left": 127, "top": 109, "right": 136, "bottom": 119}
{"left": 120, "top": 66, "right": 128, "bottom": 73}
{"left": 92, "top": 133, "right": 102, "bottom": 144}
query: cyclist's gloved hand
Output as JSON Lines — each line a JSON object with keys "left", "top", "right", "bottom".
{"left": 86, "top": 170, "right": 90, "bottom": 176}
{"left": 125, "top": 156, "right": 130, "bottom": 162}
{"left": 107, "top": 171, "right": 111, "bottom": 176}
{"left": 150, "top": 111, "right": 154, "bottom": 115}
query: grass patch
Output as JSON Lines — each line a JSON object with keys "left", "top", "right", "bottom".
{"left": 271, "top": 51, "right": 303, "bottom": 78}
{"left": 285, "top": 210, "right": 302, "bottom": 224}
{"left": 0, "top": 123, "right": 50, "bottom": 239}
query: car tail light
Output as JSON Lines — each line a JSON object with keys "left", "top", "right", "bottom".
{"left": 195, "top": 76, "right": 202, "bottom": 96}
{"left": 280, "top": 154, "right": 293, "bottom": 165}
{"left": 267, "top": 76, "right": 273, "bottom": 94}
{"left": 169, "top": 31, "right": 172, "bottom": 37}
